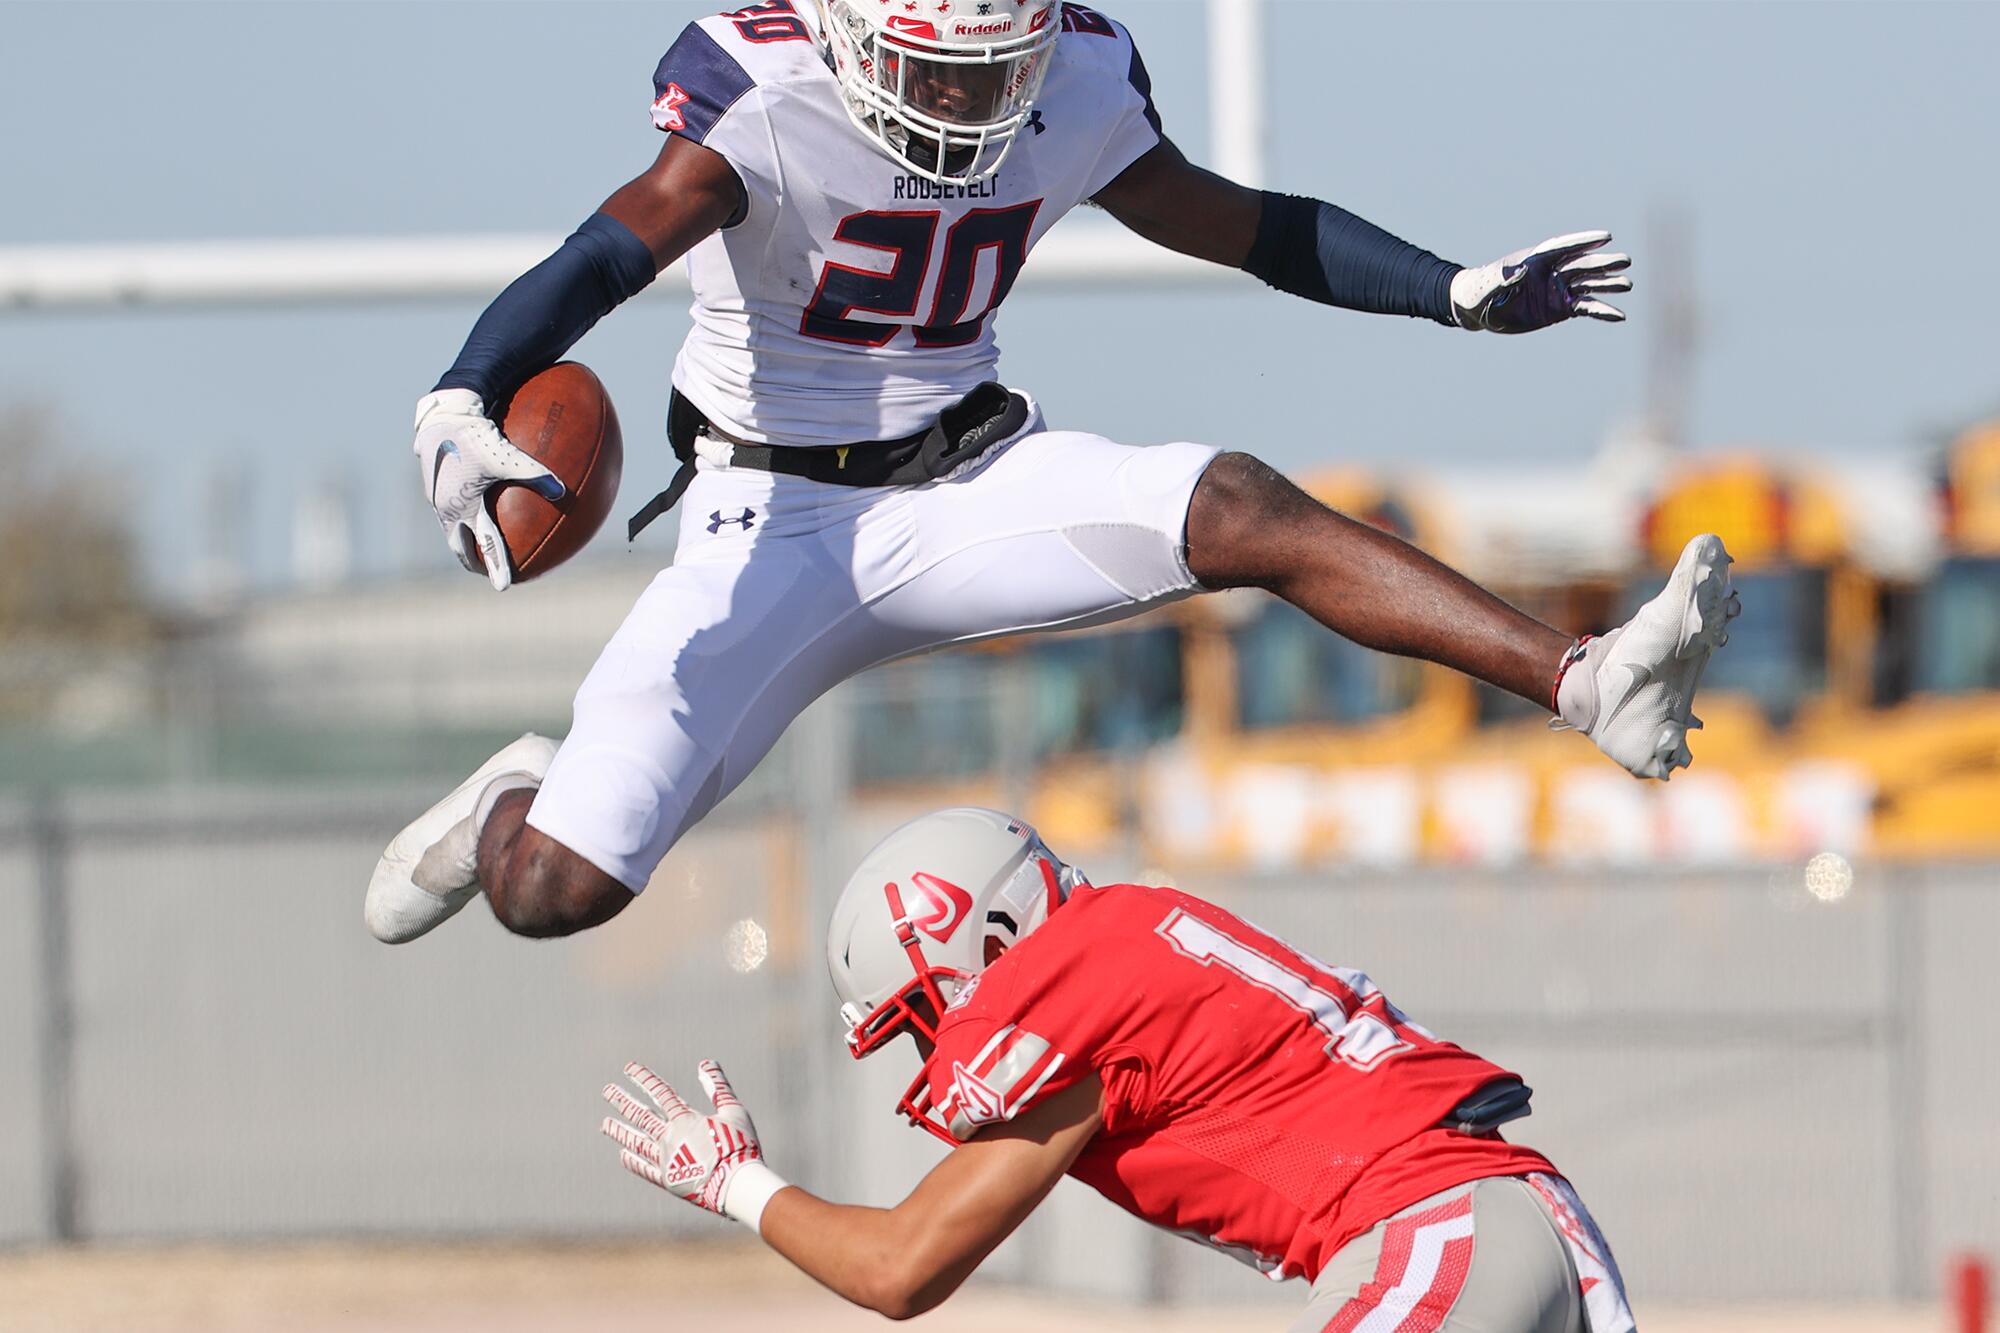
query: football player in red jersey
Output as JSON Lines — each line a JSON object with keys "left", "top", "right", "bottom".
{"left": 601, "top": 808, "right": 1637, "bottom": 1332}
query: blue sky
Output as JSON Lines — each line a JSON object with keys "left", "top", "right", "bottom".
{"left": 2, "top": 1, "right": 1995, "bottom": 596}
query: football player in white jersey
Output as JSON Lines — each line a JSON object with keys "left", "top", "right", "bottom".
{"left": 368, "top": 1, "right": 1738, "bottom": 945}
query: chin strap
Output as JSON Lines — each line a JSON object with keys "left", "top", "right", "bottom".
{"left": 884, "top": 880, "right": 953, "bottom": 1040}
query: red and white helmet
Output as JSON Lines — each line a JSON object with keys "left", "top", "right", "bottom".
{"left": 826, "top": 807, "right": 1086, "bottom": 1130}
{"left": 818, "top": 0, "right": 1062, "bottom": 185}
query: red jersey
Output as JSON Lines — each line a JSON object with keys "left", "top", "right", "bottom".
{"left": 917, "top": 883, "right": 1555, "bottom": 1282}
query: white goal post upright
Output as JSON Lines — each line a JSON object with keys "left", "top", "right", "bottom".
{"left": 0, "top": 1, "right": 1266, "bottom": 312}
{"left": 1207, "top": 0, "right": 1267, "bottom": 189}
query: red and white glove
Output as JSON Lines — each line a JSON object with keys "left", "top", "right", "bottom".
{"left": 601, "top": 1059, "right": 790, "bottom": 1232}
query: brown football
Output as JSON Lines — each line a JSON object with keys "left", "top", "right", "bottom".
{"left": 491, "top": 361, "right": 623, "bottom": 582}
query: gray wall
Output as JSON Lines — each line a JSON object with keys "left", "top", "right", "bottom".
{"left": 2, "top": 783, "right": 1994, "bottom": 1311}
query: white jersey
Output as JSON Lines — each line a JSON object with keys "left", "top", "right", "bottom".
{"left": 649, "top": 1, "right": 1162, "bottom": 447}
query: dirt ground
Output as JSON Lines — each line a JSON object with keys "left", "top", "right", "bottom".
{"left": 0, "top": 1240, "right": 1951, "bottom": 1333}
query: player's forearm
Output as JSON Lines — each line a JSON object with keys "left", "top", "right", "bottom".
{"left": 757, "top": 1187, "right": 973, "bottom": 1320}
{"left": 433, "top": 212, "right": 657, "bottom": 405}
{"left": 1241, "top": 192, "right": 1462, "bottom": 326}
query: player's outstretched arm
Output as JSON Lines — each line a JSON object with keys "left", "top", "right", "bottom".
{"left": 1092, "top": 137, "right": 1630, "bottom": 333}
{"left": 413, "top": 136, "right": 741, "bottom": 588}
{"left": 759, "top": 1077, "right": 1103, "bottom": 1319}
{"left": 601, "top": 1061, "right": 1103, "bottom": 1321}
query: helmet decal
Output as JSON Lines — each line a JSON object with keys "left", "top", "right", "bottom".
{"left": 906, "top": 871, "right": 974, "bottom": 943}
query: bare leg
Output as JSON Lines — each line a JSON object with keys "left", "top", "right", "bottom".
{"left": 478, "top": 789, "right": 633, "bottom": 938}
{"left": 1184, "top": 453, "right": 1572, "bottom": 708}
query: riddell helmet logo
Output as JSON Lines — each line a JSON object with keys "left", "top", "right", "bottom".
{"left": 905, "top": 872, "right": 974, "bottom": 943}
{"left": 951, "top": 19, "right": 1012, "bottom": 36}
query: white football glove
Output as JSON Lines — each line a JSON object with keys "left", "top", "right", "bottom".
{"left": 601, "top": 1060, "right": 790, "bottom": 1232}
{"left": 1450, "top": 231, "right": 1632, "bottom": 334}
{"left": 412, "top": 388, "right": 564, "bottom": 592}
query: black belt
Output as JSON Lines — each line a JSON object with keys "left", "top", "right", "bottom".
{"left": 627, "top": 382, "right": 1031, "bottom": 539}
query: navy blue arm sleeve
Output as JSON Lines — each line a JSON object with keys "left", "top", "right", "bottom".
{"left": 1241, "top": 191, "right": 1462, "bottom": 327}
{"left": 435, "top": 212, "right": 659, "bottom": 402}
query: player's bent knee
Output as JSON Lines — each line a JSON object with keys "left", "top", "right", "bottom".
{"left": 1184, "top": 451, "right": 1323, "bottom": 590}
{"left": 486, "top": 827, "right": 632, "bottom": 938}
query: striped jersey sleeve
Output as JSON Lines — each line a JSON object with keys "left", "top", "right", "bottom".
{"left": 925, "top": 1017, "right": 1077, "bottom": 1141}
{"left": 646, "top": 15, "right": 789, "bottom": 210}
{"left": 650, "top": 22, "right": 757, "bottom": 144}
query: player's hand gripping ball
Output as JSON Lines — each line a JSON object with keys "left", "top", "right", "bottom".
{"left": 412, "top": 361, "right": 623, "bottom": 590}
{"left": 601, "top": 1060, "right": 774, "bottom": 1224}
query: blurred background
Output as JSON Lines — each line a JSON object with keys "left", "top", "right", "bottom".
{"left": 1, "top": 1, "right": 1995, "bottom": 1329}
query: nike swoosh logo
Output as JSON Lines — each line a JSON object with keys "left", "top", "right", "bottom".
{"left": 430, "top": 439, "right": 458, "bottom": 505}
{"left": 1599, "top": 662, "right": 1653, "bottom": 731}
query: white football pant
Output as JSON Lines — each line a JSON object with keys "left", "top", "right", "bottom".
{"left": 527, "top": 399, "right": 1218, "bottom": 891}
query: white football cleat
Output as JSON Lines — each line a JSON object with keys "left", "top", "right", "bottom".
{"left": 1554, "top": 534, "right": 1740, "bottom": 780}
{"left": 365, "top": 732, "right": 559, "bottom": 943}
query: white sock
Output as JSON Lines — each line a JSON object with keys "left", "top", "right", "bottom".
{"left": 473, "top": 771, "right": 540, "bottom": 830}
{"left": 1553, "top": 630, "right": 1619, "bottom": 732}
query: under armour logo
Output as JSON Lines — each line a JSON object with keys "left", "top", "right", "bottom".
{"left": 1027, "top": 109, "right": 1047, "bottom": 135}
{"left": 707, "top": 508, "right": 757, "bottom": 534}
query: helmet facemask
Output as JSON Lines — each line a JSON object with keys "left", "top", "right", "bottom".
{"left": 838, "top": 879, "right": 967, "bottom": 1061}
{"left": 820, "top": 0, "right": 1059, "bottom": 186}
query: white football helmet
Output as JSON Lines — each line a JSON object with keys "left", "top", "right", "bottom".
{"left": 818, "top": 0, "right": 1062, "bottom": 185}
{"left": 826, "top": 807, "right": 1087, "bottom": 1131}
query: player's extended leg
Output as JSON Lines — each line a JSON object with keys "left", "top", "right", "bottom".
{"left": 1187, "top": 453, "right": 1570, "bottom": 703}
{"left": 1186, "top": 453, "right": 1737, "bottom": 779}
{"left": 478, "top": 794, "right": 626, "bottom": 937}
{"left": 367, "top": 463, "right": 862, "bottom": 943}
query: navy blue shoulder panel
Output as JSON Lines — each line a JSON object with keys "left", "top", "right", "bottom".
{"left": 1125, "top": 38, "right": 1162, "bottom": 137}
{"left": 651, "top": 23, "right": 757, "bottom": 145}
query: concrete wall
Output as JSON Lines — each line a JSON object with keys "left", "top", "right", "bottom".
{"left": 2, "top": 787, "right": 1993, "bottom": 1309}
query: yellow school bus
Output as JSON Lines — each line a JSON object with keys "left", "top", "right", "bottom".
{"left": 1845, "top": 421, "right": 2000, "bottom": 853}
{"left": 852, "top": 436, "right": 2000, "bottom": 866}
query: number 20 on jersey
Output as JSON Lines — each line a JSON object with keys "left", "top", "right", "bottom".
{"left": 801, "top": 203, "right": 1045, "bottom": 349}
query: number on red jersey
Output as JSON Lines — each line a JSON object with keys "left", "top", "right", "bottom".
{"left": 1155, "top": 907, "right": 1433, "bottom": 1074}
